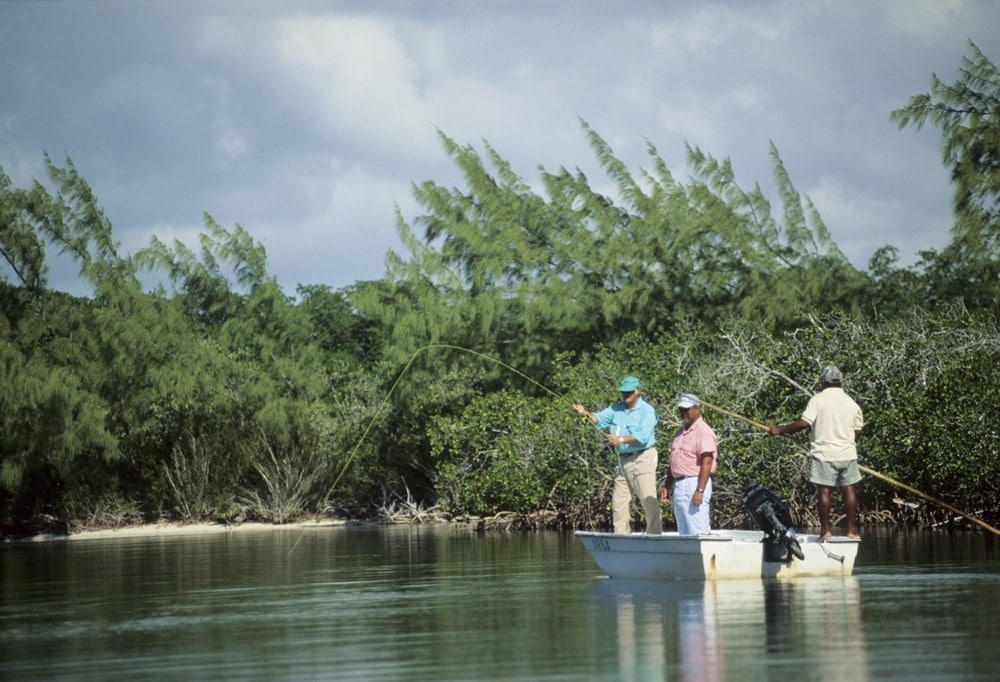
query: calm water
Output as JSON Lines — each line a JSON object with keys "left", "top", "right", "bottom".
{"left": 1, "top": 524, "right": 997, "bottom": 681}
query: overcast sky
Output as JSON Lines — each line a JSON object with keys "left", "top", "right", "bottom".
{"left": 3, "top": 0, "right": 998, "bottom": 296}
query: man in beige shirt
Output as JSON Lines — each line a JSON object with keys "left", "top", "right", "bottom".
{"left": 767, "top": 366, "right": 863, "bottom": 542}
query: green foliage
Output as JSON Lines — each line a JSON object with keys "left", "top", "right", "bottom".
{"left": 41, "top": 155, "right": 139, "bottom": 296}
{"left": 3, "top": 44, "right": 1000, "bottom": 534}
{"left": 0, "top": 280, "right": 119, "bottom": 525}
{"left": 862, "top": 246, "right": 928, "bottom": 316}
{"left": 296, "top": 283, "right": 383, "bottom": 362}
{"left": 348, "top": 121, "right": 878, "bottom": 514}
{"left": 238, "top": 400, "right": 332, "bottom": 523}
{"left": 358, "top": 123, "right": 870, "bottom": 387}
{"left": 706, "top": 307, "right": 1000, "bottom": 527}
{"left": 0, "top": 158, "right": 364, "bottom": 529}
{"left": 429, "top": 389, "right": 582, "bottom": 515}
{"left": 0, "top": 328, "right": 116, "bottom": 492}
{"left": 0, "top": 167, "right": 50, "bottom": 292}
{"left": 891, "top": 41, "right": 1000, "bottom": 310}
{"left": 683, "top": 142, "right": 868, "bottom": 329}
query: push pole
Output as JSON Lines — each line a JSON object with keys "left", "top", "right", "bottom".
{"left": 698, "top": 398, "right": 1000, "bottom": 538}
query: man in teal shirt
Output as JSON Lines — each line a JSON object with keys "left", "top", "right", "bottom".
{"left": 573, "top": 376, "right": 662, "bottom": 535}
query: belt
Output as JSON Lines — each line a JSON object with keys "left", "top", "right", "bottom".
{"left": 620, "top": 447, "right": 648, "bottom": 456}
{"left": 673, "top": 475, "right": 693, "bottom": 481}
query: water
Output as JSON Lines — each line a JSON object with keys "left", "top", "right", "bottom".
{"left": 1, "top": 525, "right": 997, "bottom": 680}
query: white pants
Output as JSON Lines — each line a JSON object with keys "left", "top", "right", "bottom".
{"left": 612, "top": 448, "right": 663, "bottom": 535}
{"left": 672, "top": 476, "right": 712, "bottom": 535}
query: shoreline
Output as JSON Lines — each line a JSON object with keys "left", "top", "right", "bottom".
{"left": 3, "top": 510, "right": 573, "bottom": 544}
{"left": 6, "top": 518, "right": 368, "bottom": 543}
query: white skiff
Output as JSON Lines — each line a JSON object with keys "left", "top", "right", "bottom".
{"left": 575, "top": 529, "right": 860, "bottom": 580}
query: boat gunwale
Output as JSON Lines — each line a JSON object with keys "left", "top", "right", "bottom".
{"left": 573, "top": 529, "right": 862, "bottom": 545}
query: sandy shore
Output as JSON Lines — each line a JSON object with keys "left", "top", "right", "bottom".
{"left": 10, "top": 519, "right": 360, "bottom": 543}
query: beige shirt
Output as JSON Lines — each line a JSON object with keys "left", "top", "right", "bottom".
{"left": 801, "top": 387, "right": 863, "bottom": 462}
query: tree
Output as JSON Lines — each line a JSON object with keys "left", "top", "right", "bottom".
{"left": 1, "top": 157, "right": 363, "bottom": 528}
{"left": 682, "top": 141, "right": 868, "bottom": 327}
{"left": 891, "top": 41, "right": 1000, "bottom": 310}
{"left": 296, "top": 283, "right": 383, "bottom": 363}
{"left": 0, "top": 294, "right": 118, "bottom": 522}
{"left": 0, "top": 168, "right": 51, "bottom": 293}
{"left": 356, "top": 123, "right": 869, "bottom": 381}
{"left": 862, "top": 246, "right": 927, "bottom": 317}
{"left": 138, "top": 216, "right": 344, "bottom": 521}
{"left": 0, "top": 156, "right": 140, "bottom": 525}
{"left": 346, "top": 123, "right": 875, "bottom": 506}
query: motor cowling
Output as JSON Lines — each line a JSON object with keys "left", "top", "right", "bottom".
{"left": 742, "top": 483, "right": 805, "bottom": 562}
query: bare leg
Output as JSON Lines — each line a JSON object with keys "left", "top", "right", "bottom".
{"left": 817, "top": 486, "right": 833, "bottom": 542}
{"left": 842, "top": 484, "right": 859, "bottom": 537}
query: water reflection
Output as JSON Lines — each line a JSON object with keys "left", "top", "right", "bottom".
{"left": 592, "top": 579, "right": 721, "bottom": 680}
{"left": 762, "top": 577, "right": 868, "bottom": 678}
{"left": 2, "top": 527, "right": 995, "bottom": 680}
{"left": 592, "top": 575, "right": 867, "bottom": 679}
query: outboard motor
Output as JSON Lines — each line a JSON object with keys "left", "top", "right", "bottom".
{"left": 742, "top": 483, "right": 805, "bottom": 562}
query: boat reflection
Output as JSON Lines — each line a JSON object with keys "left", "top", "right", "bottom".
{"left": 591, "top": 576, "right": 866, "bottom": 679}
{"left": 762, "top": 577, "right": 868, "bottom": 678}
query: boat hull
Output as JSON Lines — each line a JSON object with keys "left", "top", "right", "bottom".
{"left": 575, "top": 530, "right": 859, "bottom": 580}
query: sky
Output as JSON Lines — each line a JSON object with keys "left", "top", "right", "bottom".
{"left": 3, "top": 0, "right": 999, "bottom": 297}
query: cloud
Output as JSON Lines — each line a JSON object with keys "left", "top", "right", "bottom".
{"left": 250, "top": 160, "right": 411, "bottom": 290}
{"left": 882, "top": 0, "right": 975, "bottom": 43}
{"left": 198, "top": 12, "right": 440, "bottom": 166}
{"left": 2, "top": 0, "right": 998, "bottom": 296}
{"left": 807, "top": 173, "right": 951, "bottom": 268}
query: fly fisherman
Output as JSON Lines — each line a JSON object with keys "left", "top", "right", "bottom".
{"left": 573, "top": 376, "right": 662, "bottom": 535}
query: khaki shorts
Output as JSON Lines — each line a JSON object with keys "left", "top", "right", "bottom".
{"left": 810, "top": 459, "right": 862, "bottom": 488}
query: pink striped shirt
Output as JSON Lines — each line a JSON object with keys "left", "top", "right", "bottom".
{"left": 668, "top": 417, "right": 718, "bottom": 478}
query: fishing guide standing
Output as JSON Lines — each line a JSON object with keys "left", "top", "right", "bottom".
{"left": 766, "top": 365, "right": 863, "bottom": 542}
